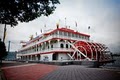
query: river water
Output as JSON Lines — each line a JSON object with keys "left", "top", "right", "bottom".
{"left": 104, "top": 56, "right": 120, "bottom": 68}
{"left": 113, "top": 56, "right": 120, "bottom": 67}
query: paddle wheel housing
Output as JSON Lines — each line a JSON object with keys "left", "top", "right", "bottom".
{"left": 73, "top": 41, "right": 112, "bottom": 61}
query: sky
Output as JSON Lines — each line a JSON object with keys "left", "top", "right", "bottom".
{"left": 0, "top": 0, "right": 120, "bottom": 53}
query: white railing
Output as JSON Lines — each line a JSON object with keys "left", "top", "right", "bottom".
{"left": 20, "top": 48, "right": 74, "bottom": 56}
{"left": 19, "top": 36, "right": 53, "bottom": 51}
{"left": 19, "top": 34, "right": 89, "bottom": 51}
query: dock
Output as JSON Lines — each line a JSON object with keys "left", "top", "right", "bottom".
{"left": 1, "top": 61, "right": 120, "bottom": 80}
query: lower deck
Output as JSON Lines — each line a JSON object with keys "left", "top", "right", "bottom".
{"left": 19, "top": 51, "right": 111, "bottom": 62}
{"left": 20, "top": 52, "right": 73, "bottom": 61}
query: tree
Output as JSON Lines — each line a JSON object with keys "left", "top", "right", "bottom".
{"left": 0, "top": 38, "right": 7, "bottom": 64}
{"left": 0, "top": 0, "right": 60, "bottom": 26}
{"left": 0, "top": 0, "right": 60, "bottom": 42}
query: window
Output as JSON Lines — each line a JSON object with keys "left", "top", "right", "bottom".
{"left": 88, "top": 37, "right": 90, "bottom": 40}
{"left": 61, "top": 32, "right": 63, "bottom": 35}
{"left": 83, "top": 36, "right": 85, "bottom": 39}
{"left": 81, "top": 36, "right": 83, "bottom": 39}
{"left": 33, "top": 47, "right": 36, "bottom": 51}
{"left": 51, "top": 44, "right": 53, "bottom": 48}
{"left": 37, "top": 45, "right": 38, "bottom": 51}
{"left": 79, "top": 35, "right": 81, "bottom": 38}
{"left": 48, "top": 46, "right": 49, "bottom": 49}
{"left": 39, "top": 45, "right": 41, "bottom": 51}
{"left": 72, "top": 34, "right": 74, "bottom": 37}
{"left": 60, "top": 43, "right": 64, "bottom": 48}
{"left": 68, "top": 33, "right": 71, "bottom": 37}
{"left": 42, "top": 45, "right": 45, "bottom": 50}
{"left": 66, "top": 44, "right": 68, "bottom": 48}
{"left": 64, "top": 32, "right": 67, "bottom": 36}
{"left": 59, "top": 31, "right": 62, "bottom": 35}
{"left": 75, "top": 34, "right": 78, "bottom": 38}
{"left": 54, "top": 31, "right": 57, "bottom": 35}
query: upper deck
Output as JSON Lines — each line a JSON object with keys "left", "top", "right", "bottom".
{"left": 20, "top": 27, "right": 90, "bottom": 51}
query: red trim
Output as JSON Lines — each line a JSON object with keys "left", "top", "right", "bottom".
{"left": 23, "top": 36, "right": 42, "bottom": 47}
{"left": 44, "top": 28, "right": 90, "bottom": 37}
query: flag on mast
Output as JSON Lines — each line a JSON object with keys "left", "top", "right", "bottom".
{"left": 56, "top": 19, "right": 60, "bottom": 29}
{"left": 41, "top": 29, "right": 42, "bottom": 33}
{"left": 75, "top": 21, "right": 77, "bottom": 27}
{"left": 44, "top": 24, "right": 46, "bottom": 28}
{"left": 29, "top": 35, "right": 33, "bottom": 40}
{"left": 35, "top": 32, "right": 37, "bottom": 36}
{"left": 88, "top": 26, "right": 90, "bottom": 29}
{"left": 69, "top": 26, "right": 70, "bottom": 29}
{"left": 65, "top": 17, "right": 67, "bottom": 28}
{"left": 56, "top": 23, "right": 59, "bottom": 29}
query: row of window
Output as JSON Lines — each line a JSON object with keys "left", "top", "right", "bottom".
{"left": 19, "top": 43, "right": 72, "bottom": 54}
{"left": 53, "top": 31, "right": 89, "bottom": 40}
{"left": 26, "top": 30, "right": 89, "bottom": 48}
{"left": 60, "top": 43, "right": 72, "bottom": 48}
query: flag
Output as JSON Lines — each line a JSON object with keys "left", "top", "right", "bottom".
{"left": 44, "top": 24, "right": 46, "bottom": 28}
{"left": 56, "top": 23, "right": 59, "bottom": 29}
{"left": 41, "top": 29, "right": 42, "bottom": 33}
{"left": 65, "top": 17, "right": 66, "bottom": 23}
{"left": 69, "top": 26, "right": 70, "bottom": 29}
{"left": 59, "top": 19, "right": 61, "bottom": 22}
{"left": 57, "top": 19, "right": 61, "bottom": 29}
{"left": 88, "top": 26, "right": 90, "bottom": 29}
{"left": 65, "top": 17, "right": 67, "bottom": 28}
{"left": 44, "top": 24, "right": 46, "bottom": 32}
{"left": 20, "top": 41, "right": 26, "bottom": 43}
{"left": 35, "top": 32, "right": 37, "bottom": 36}
{"left": 75, "top": 21, "right": 77, "bottom": 27}
{"left": 30, "top": 35, "right": 33, "bottom": 40}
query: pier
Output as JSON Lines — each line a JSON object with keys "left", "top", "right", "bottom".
{"left": 1, "top": 61, "right": 120, "bottom": 80}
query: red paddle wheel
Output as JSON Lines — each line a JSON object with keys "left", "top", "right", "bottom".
{"left": 74, "top": 41, "right": 92, "bottom": 59}
{"left": 73, "top": 41, "right": 112, "bottom": 61}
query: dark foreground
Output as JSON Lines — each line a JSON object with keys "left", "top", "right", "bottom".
{"left": 1, "top": 61, "right": 120, "bottom": 80}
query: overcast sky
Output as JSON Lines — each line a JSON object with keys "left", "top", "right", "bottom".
{"left": 0, "top": 0, "right": 120, "bottom": 53}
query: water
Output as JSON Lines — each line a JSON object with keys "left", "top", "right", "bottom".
{"left": 113, "top": 56, "right": 120, "bottom": 67}
{"left": 105, "top": 56, "right": 120, "bottom": 68}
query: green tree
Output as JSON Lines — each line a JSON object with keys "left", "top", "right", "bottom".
{"left": 0, "top": 0, "right": 60, "bottom": 26}
{"left": 0, "top": 0, "right": 60, "bottom": 42}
